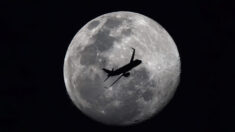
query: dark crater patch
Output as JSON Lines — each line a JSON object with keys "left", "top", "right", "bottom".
{"left": 80, "top": 26, "right": 118, "bottom": 66}
{"left": 118, "top": 68, "right": 150, "bottom": 99}
{"left": 119, "top": 68, "right": 155, "bottom": 102}
{"left": 80, "top": 45, "right": 98, "bottom": 66}
{"left": 87, "top": 20, "right": 100, "bottom": 30}
{"left": 126, "top": 68, "right": 150, "bottom": 90}
{"left": 79, "top": 17, "right": 127, "bottom": 67}
{"left": 104, "top": 17, "right": 123, "bottom": 29}
{"left": 94, "top": 29, "right": 116, "bottom": 51}
{"left": 121, "top": 28, "right": 132, "bottom": 36}
{"left": 142, "top": 89, "right": 153, "bottom": 101}
{"left": 132, "top": 68, "right": 150, "bottom": 83}
{"left": 77, "top": 74, "right": 104, "bottom": 105}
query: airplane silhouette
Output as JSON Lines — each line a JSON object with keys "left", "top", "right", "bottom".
{"left": 102, "top": 48, "right": 142, "bottom": 87}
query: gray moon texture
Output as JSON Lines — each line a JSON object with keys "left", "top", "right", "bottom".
{"left": 63, "top": 11, "right": 180, "bottom": 126}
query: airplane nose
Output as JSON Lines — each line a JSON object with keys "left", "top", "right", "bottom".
{"left": 137, "top": 60, "right": 142, "bottom": 64}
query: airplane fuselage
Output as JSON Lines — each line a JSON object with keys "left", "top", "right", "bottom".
{"left": 110, "top": 59, "right": 142, "bottom": 76}
{"left": 102, "top": 48, "right": 142, "bottom": 87}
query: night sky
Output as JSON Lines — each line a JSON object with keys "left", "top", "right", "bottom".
{"left": 2, "top": 0, "right": 235, "bottom": 131}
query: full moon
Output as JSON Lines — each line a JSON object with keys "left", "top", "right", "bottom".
{"left": 64, "top": 11, "right": 180, "bottom": 126}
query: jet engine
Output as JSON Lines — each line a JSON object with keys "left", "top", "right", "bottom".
{"left": 123, "top": 72, "right": 130, "bottom": 77}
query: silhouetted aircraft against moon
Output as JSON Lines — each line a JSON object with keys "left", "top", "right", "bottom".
{"left": 64, "top": 11, "right": 181, "bottom": 125}
{"left": 102, "top": 48, "right": 142, "bottom": 87}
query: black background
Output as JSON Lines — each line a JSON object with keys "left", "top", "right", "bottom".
{"left": 2, "top": 0, "right": 235, "bottom": 131}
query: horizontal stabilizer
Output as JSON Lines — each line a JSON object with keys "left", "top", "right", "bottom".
{"left": 102, "top": 68, "right": 111, "bottom": 74}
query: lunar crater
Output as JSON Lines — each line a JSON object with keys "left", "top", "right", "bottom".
{"left": 87, "top": 20, "right": 100, "bottom": 30}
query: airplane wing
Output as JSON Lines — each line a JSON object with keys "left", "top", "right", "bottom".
{"left": 130, "top": 47, "right": 135, "bottom": 63}
{"left": 104, "top": 75, "right": 110, "bottom": 82}
{"left": 109, "top": 74, "right": 124, "bottom": 87}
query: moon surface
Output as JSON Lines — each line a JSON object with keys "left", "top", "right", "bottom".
{"left": 64, "top": 11, "right": 180, "bottom": 126}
